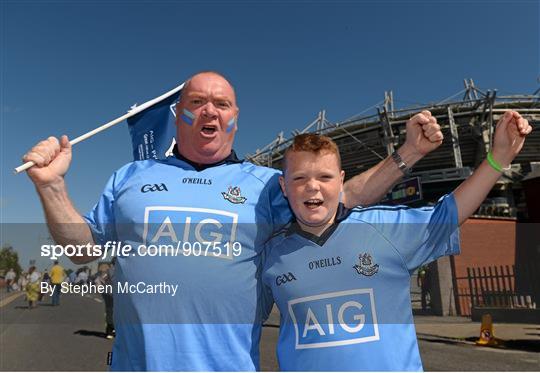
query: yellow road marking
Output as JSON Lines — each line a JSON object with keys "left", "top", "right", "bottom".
{"left": 0, "top": 292, "right": 24, "bottom": 308}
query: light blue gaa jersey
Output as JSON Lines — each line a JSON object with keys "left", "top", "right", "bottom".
{"left": 262, "top": 194, "right": 460, "bottom": 371}
{"left": 84, "top": 150, "right": 290, "bottom": 371}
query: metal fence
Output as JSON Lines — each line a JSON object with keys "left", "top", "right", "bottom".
{"left": 454, "top": 264, "right": 537, "bottom": 317}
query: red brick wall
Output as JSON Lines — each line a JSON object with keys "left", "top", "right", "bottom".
{"left": 452, "top": 218, "right": 517, "bottom": 315}
{"left": 454, "top": 218, "right": 516, "bottom": 278}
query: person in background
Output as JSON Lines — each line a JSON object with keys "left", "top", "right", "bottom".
{"left": 38, "top": 270, "right": 50, "bottom": 301}
{"left": 50, "top": 261, "right": 65, "bottom": 306}
{"left": 95, "top": 258, "right": 116, "bottom": 339}
{"left": 76, "top": 268, "right": 88, "bottom": 285}
{"left": 18, "top": 272, "right": 27, "bottom": 293}
{"left": 5, "top": 268, "right": 16, "bottom": 293}
{"left": 68, "top": 270, "right": 77, "bottom": 284}
{"left": 417, "top": 265, "right": 431, "bottom": 311}
{"left": 25, "top": 266, "right": 41, "bottom": 309}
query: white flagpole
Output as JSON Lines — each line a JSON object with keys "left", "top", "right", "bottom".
{"left": 14, "top": 82, "right": 185, "bottom": 174}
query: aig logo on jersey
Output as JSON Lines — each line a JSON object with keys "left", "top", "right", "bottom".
{"left": 142, "top": 206, "right": 238, "bottom": 259}
{"left": 287, "top": 289, "right": 379, "bottom": 349}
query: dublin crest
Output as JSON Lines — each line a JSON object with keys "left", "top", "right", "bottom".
{"left": 353, "top": 253, "right": 379, "bottom": 276}
{"left": 221, "top": 186, "right": 247, "bottom": 204}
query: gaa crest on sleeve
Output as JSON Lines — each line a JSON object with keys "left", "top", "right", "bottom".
{"left": 353, "top": 253, "right": 379, "bottom": 276}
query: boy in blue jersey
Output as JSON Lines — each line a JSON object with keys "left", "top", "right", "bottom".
{"left": 263, "top": 110, "right": 531, "bottom": 371}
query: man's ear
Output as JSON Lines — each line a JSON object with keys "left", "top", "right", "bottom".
{"left": 175, "top": 103, "right": 181, "bottom": 126}
{"left": 278, "top": 175, "right": 287, "bottom": 197}
{"left": 234, "top": 108, "right": 240, "bottom": 130}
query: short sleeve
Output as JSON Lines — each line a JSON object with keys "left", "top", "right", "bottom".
{"left": 260, "top": 282, "right": 274, "bottom": 322}
{"left": 266, "top": 174, "right": 292, "bottom": 231}
{"left": 372, "top": 193, "right": 460, "bottom": 272}
{"left": 83, "top": 172, "right": 118, "bottom": 245}
{"left": 254, "top": 172, "right": 292, "bottom": 247}
{"left": 260, "top": 242, "right": 276, "bottom": 322}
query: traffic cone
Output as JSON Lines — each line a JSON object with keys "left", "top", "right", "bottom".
{"left": 476, "top": 314, "right": 499, "bottom": 346}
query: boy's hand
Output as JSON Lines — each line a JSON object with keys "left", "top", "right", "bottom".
{"left": 491, "top": 111, "right": 532, "bottom": 168}
{"left": 402, "top": 110, "right": 444, "bottom": 158}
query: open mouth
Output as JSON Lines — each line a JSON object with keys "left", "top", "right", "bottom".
{"left": 201, "top": 125, "right": 217, "bottom": 135}
{"left": 304, "top": 199, "right": 323, "bottom": 209}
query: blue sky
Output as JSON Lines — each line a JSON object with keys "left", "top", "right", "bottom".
{"left": 1, "top": 0, "right": 538, "bottom": 269}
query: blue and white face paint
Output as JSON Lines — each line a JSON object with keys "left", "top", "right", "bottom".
{"left": 226, "top": 117, "right": 236, "bottom": 133}
{"left": 181, "top": 108, "right": 195, "bottom": 126}
{"left": 180, "top": 106, "right": 236, "bottom": 133}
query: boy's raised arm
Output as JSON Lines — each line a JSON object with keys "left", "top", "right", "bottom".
{"left": 454, "top": 111, "right": 532, "bottom": 225}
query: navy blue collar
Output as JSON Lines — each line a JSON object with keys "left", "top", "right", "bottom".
{"left": 172, "top": 146, "right": 242, "bottom": 171}
{"left": 286, "top": 203, "right": 352, "bottom": 246}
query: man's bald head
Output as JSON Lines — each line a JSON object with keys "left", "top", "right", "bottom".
{"left": 175, "top": 70, "right": 240, "bottom": 164}
{"left": 181, "top": 71, "right": 237, "bottom": 107}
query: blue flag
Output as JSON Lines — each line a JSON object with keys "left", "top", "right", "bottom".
{"left": 127, "top": 86, "right": 182, "bottom": 160}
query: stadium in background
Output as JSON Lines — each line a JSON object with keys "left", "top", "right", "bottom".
{"left": 248, "top": 79, "right": 540, "bottom": 321}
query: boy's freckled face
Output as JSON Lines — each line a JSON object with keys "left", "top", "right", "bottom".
{"left": 279, "top": 151, "right": 344, "bottom": 236}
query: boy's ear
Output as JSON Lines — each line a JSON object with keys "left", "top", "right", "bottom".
{"left": 340, "top": 170, "right": 345, "bottom": 187}
{"left": 278, "top": 175, "right": 287, "bottom": 197}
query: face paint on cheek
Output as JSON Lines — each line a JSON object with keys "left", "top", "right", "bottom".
{"left": 181, "top": 108, "right": 195, "bottom": 126}
{"left": 226, "top": 117, "right": 236, "bottom": 133}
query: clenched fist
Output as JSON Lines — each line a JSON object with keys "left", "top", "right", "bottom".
{"left": 404, "top": 110, "right": 444, "bottom": 156}
{"left": 491, "top": 111, "right": 532, "bottom": 168}
{"left": 23, "top": 135, "right": 72, "bottom": 187}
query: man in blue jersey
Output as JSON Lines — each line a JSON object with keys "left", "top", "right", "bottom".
{"left": 263, "top": 111, "right": 531, "bottom": 371}
{"left": 23, "top": 71, "right": 445, "bottom": 371}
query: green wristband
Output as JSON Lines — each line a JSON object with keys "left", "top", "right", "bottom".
{"left": 486, "top": 152, "right": 503, "bottom": 172}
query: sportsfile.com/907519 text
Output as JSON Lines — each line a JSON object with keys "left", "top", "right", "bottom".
{"left": 40, "top": 241, "right": 243, "bottom": 260}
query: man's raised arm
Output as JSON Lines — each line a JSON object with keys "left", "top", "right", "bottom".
{"left": 24, "top": 135, "right": 95, "bottom": 264}
{"left": 343, "top": 110, "right": 443, "bottom": 208}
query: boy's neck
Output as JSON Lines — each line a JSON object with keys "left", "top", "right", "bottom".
{"left": 297, "top": 217, "right": 336, "bottom": 237}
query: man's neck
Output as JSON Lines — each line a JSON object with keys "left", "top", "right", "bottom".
{"left": 176, "top": 147, "right": 225, "bottom": 165}
{"left": 173, "top": 146, "right": 240, "bottom": 171}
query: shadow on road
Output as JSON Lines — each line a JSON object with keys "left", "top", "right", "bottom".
{"left": 413, "top": 309, "right": 434, "bottom": 316}
{"left": 74, "top": 329, "right": 109, "bottom": 339}
{"left": 14, "top": 305, "right": 31, "bottom": 310}
{"left": 463, "top": 337, "right": 540, "bottom": 353}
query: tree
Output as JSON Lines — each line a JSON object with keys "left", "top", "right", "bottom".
{"left": 0, "top": 245, "right": 22, "bottom": 277}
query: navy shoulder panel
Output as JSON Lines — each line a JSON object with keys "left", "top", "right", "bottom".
{"left": 239, "top": 161, "right": 281, "bottom": 185}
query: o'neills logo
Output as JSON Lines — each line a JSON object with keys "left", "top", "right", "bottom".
{"left": 221, "top": 186, "right": 247, "bottom": 204}
{"left": 182, "top": 177, "right": 212, "bottom": 185}
{"left": 308, "top": 256, "right": 342, "bottom": 270}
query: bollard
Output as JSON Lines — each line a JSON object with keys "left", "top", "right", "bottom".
{"left": 476, "top": 313, "right": 499, "bottom": 346}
